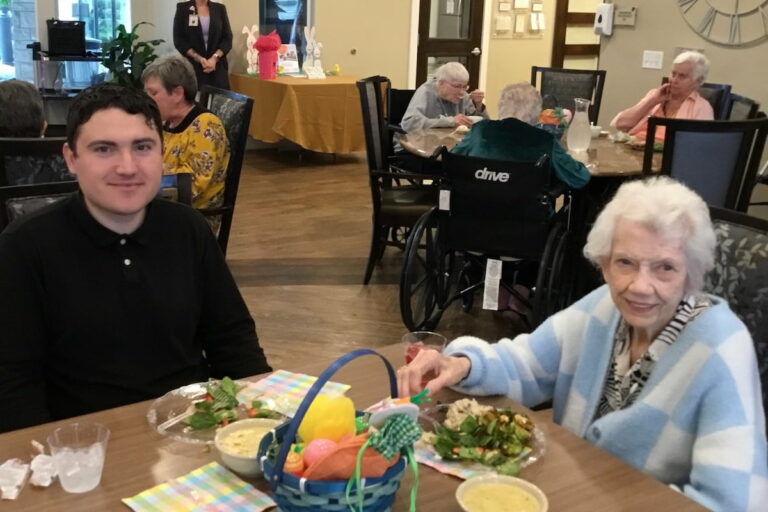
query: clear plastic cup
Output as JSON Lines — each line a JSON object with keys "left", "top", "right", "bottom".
{"left": 402, "top": 331, "right": 448, "bottom": 388}
{"left": 47, "top": 422, "right": 110, "bottom": 493}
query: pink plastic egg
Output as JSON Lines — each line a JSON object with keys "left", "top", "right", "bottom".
{"left": 303, "top": 438, "right": 338, "bottom": 468}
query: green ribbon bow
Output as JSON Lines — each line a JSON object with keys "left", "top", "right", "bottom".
{"left": 345, "top": 413, "right": 422, "bottom": 512}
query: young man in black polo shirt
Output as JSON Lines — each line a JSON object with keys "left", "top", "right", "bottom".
{"left": 0, "top": 84, "right": 271, "bottom": 433}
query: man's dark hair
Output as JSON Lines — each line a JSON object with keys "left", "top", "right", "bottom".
{"left": 66, "top": 83, "right": 163, "bottom": 153}
{"left": 0, "top": 80, "right": 45, "bottom": 137}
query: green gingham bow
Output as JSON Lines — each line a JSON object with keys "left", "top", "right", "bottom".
{"left": 346, "top": 413, "right": 422, "bottom": 512}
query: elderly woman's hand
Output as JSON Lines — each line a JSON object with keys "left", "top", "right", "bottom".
{"left": 454, "top": 113, "right": 473, "bottom": 127}
{"left": 396, "top": 350, "right": 472, "bottom": 397}
{"left": 646, "top": 83, "right": 671, "bottom": 105}
{"left": 469, "top": 89, "right": 485, "bottom": 110}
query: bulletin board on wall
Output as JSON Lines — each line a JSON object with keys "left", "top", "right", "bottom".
{"left": 491, "top": 0, "right": 545, "bottom": 40}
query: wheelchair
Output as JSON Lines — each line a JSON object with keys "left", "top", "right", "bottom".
{"left": 399, "top": 149, "right": 574, "bottom": 332}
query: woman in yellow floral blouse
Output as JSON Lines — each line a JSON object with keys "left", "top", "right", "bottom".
{"left": 142, "top": 53, "right": 230, "bottom": 209}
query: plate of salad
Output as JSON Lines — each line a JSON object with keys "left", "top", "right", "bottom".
{"left": 418, "top": 398, "right": 545, "bottom": 477}
{"left": 146, "top": 377, "right": 286, "bottom": 445}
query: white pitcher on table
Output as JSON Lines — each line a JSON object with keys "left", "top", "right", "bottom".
{"left": 566, "top": 97, "right": 592, "bottom": 153}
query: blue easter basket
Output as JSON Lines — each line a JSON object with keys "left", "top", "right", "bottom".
{"left": 258, "top": 349, "right": 408, "bottom": 512}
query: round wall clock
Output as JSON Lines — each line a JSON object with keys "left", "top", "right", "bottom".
{"left": 678, "top": 0, "right": 768, "bottom": 46}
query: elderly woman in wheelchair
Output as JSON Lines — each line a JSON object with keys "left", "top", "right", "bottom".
{"left": 398, "top": 177, "right": 767, "bottom": 512}
{"left": 451, "top": 82, "right": 590, "bottom": 190}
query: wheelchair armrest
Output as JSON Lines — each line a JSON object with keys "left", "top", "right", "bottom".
{"left": 388, "top": 123, "right": 407, "bottom": 135}
{"left": 535, "top": 154, "right": 551, "bottom": 168}
{"left": 544, "top": 180, "right": 569, "bottom": 200}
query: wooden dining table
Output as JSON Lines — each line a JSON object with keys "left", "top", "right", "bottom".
{"left": 0, "top": 343, "right": 707, "bottom": 511}
{"left": 400, "top": 127, "right": 659, "bottom": 177}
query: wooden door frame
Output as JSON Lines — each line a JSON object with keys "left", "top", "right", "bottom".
{"left": 412, "top": 0, "right": 486, "bottom": 89}
{"left": 552, "top": 0, "right": 600, "bottom": 67}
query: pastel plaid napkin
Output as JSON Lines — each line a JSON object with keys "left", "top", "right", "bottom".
{"left": 414, "top": 446, "right": 491, "bottom": 480}
{"left": 238, "top": 370, "right": 350, "bottom": 417}
{"left": 122, "top": 462, "right": 276, "bottom": 512}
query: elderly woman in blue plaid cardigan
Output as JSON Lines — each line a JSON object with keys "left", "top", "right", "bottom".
{"left": 398, "top": 177, "right": 767, "bottom": 512}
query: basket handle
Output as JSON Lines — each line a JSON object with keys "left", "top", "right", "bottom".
{"left": 269, "top": 348, "right": 398, "bottom": 489}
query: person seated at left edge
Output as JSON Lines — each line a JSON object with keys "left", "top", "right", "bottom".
{"left": 0, "top": 83, "right": 271, "bottom": 433}
{"left": 143, "top": 53, "right": 230, "bottom": 211}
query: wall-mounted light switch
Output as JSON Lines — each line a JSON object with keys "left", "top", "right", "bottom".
{"left": 641, "top": 50, "right": 663, "bottom": 69}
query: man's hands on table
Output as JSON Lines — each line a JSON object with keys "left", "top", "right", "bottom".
{"left": 454, "top": 114, "right": 474, "bottom": 128}
{"left": 396, "top": 350, "right": 471, "bottom": 397}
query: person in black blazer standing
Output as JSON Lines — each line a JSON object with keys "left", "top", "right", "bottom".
{"left": 173, "top": 0, "right": 233, "bottom": 90}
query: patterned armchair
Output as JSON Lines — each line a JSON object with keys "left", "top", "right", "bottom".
{"left": 705, "top": 207, "right": 768, "bottom": 423}
{"left": 0, "top": 181, "right": 80, "bottom": 231}
{"left": 0, "top": 137, "right": 74, "bottom": 186}
{"left": 198, "top": 86, "right": 254, "bottom": 255}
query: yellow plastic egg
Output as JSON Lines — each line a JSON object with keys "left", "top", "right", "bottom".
{"left": 298, "top": 394, "right": 356, "bottom": 443}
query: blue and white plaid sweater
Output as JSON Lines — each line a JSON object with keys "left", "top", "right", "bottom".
{"left": 447, "top": 285, "right": 768, "bottom": 512}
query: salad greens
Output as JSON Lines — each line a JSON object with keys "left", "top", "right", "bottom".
{"left": 427, "top": 406, "right": 535, "bottom": 477}
{"left": 184, "top": 377, "right": 283, "bottom": 430}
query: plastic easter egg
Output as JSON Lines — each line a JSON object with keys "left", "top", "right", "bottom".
{"left": 298, "top": 394, "right": 356, "bottom": 443}
{"left": 284, "top": 451, "right": 305, "bottom": 477}
{"left": 303, "top": 438, "right": 338, "bottom": 468}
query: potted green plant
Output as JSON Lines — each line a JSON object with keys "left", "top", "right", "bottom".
{"left": 102, "top": 22, "right": 164, "bottom": 89}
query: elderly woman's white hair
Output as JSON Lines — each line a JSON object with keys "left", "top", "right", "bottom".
{"left": 672, "top": 51, "right": 710, "bottom": 83}
{"left": 497, "top": 83, "right": 542, "bottom": 125}
{"left": 583, "top": 177, "right": 716, "bottom": 294}
{"left": 434, "top": 62, "right": 469, "bottom": 85}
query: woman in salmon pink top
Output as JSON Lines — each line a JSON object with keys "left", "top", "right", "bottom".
{"left": 611, "top": 51, "right": 713, "bottom": 142}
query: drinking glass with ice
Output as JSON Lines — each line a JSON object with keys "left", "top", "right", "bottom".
{"left": 402, "top": 331, "right": 448, "bottom": 388}
{"left": 47, "top": 422, "right": 110, "bottom": 493}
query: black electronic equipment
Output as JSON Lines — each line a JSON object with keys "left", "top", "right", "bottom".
{"left": 46, "top": 19, "right": 86, "bottom": 57}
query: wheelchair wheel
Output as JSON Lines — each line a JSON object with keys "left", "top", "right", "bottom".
{"left": 531, "top": 221, "right": 567, "bottom": 327}
{"left": 544, "top": 227, "right": 571, "bottom": 317}
{"left": 399, "top": 209, "right": 452, "bottom": 331}
{"left": 458, "top": 256, "right": 475, "bottom": 312}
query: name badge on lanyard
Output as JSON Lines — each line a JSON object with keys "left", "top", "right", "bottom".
{"left": 189, "top": 14, "right": 199, "bottom": 27}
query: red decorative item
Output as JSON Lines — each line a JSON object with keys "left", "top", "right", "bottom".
{"left": 256, "top": 30, "right": 281, "bottom": 79}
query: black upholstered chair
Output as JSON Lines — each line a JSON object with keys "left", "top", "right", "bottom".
{"left": 643, "top": 117, "right": 768, "bottom": 212}
{"left": 386, "top": 87, "right": 416, "bottom": 152}
{"left": 705, "top": 206, "right": 768, "bottom": 427}
{"left": 356, "top": 76, "right": 438, "bottom": 284}
{"left": 0, "top": 181, "right": 80, "bottom": 231}
{"left": 198, "top": 85, "right": 254, "bottom": 256}
{"left": 0, "top": 137, "right": 73, "bottom": 186}
{"left": 727, "top": 94, "right": 761, "bottom": 121}
{"left": 530, "top": 67, "right": 607, "bottom": 123}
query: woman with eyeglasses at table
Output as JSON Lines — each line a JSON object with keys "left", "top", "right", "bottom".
{"left": 392, "top": 62, "right": 488, "bottom": 172}
{"left": 397, "top": 177, "right": 767, "bottom": 512}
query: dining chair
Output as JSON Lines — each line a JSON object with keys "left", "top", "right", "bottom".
{"left": 0, "top": 181, "right": 80, "bottom": 232}
{"left": 705, "top": 206, "right": 768, "bottom": 430}
{"left": 727, "top": 93, "right": 761, "bottom": 121}
{"left": 198, "top": 85, "right": 254, "bottom": 256}
{"left": 386, "top": 87, "right": 416, "bottom": 153}
{"left": 530, "top": 67, "right": 607, "bottom": 123}
{"left": 0, "top": 137, "right": 73, "bottom": 187}
{"left": 643, "top": 117, "right": 768, "bottom": 212}
{"left": 660, "top": 78, "right": 732, "bottom": 120}
{"left": 158, "top": 173, "right": 193, "bottom": 206}
{"left": 356, "top": 75, "right": 438, "bottom": 284}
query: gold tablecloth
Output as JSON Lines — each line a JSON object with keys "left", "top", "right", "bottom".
{"left": 230, "top": 74, "right": 364, "bottom": 154}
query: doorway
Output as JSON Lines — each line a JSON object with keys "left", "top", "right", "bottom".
{"left": 416, "top": 0, "right": 485, "bottom": 88}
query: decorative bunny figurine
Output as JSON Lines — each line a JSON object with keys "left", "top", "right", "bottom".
{"left": 242, "top": 24, "right": 259, "bottom": 74}
{"left": 312, "top": 41, "right": 323, "bottom": 71}
{"left": 304, "top": 26, "right": 316, "bottom": 69}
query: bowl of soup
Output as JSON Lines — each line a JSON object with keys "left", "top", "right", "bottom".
{"left": 456, "top": 474, "right": 548, "bottom": 512}
{"left": 214, "top": 418, "right": 284, "bottom": 477}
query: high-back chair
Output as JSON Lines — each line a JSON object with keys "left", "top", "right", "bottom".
{"left": 705, "top": 206, "right": 768, "bottom": 429}
{"left": 0, "top": 181, "right": 80, "bottom": 231}
{"left": 0, "top": 137, "right": 73, "bottom": 186}
{"left": 530, "top": 67, "right": 607, "bottom": 123}
{"left": 356, "top": 76, "right": 438, "bottom": 284}
{"left": 198, "top": 85, "right": 254, "bottom": 256}
{"left": 643, "top": 117, "right": 768, "bottom": 211}
{"left": 386, "top": 88, "right": 416, "bottom": 153}
{"left": 727, "top": 94, "right": 761, "bottom": 121}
